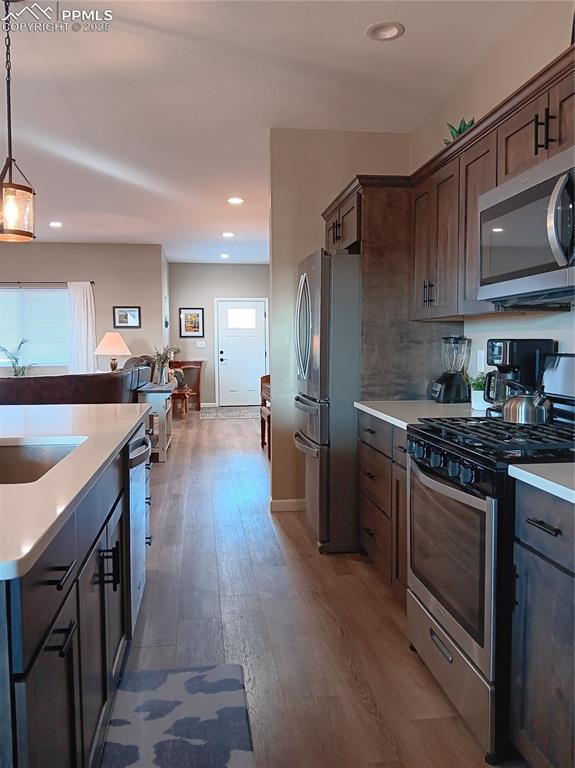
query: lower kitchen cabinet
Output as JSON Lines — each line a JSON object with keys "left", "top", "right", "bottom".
{"left": 106, "top": 504, "right": 128, "bottom": 688}
{"left": 510, "top": 484, "right": 574, "bottom": 768}
{"left": 358, "top": 416, "right": 408, "bottom": 604}
{"left": 14, "top": 585, "right": 82, "bottom": 768}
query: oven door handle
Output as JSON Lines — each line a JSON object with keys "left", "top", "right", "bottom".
{"left": 410, "top": 459, "right": 492, "bottom": 512}
{"left": 546, "top": 172, "right": 571, "bottom": 267}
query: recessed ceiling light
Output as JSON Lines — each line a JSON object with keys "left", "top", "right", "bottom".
{"left": 49, "top": 221, "right": 63, "bottom": 228}
{"left": 366, "top": 21, "right": 406, "bottom": 41}
{"left": 220, "top": 253, "right": 230, "bottom": 259}
{"left": 492, "top": 227, "right": 504, "bottom": 233}
{"left": 227, "top": 197, "right": 244, "bottom": 205}
{"left": 222, "top": 232, "right": 234, "bottom": 238}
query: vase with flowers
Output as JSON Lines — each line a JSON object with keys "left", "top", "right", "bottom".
{"left": 153, "top": 345, "right": 180, "bottom": 385}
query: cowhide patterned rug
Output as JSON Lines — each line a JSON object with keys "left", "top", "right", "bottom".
{"left": 102, "top": 665, "right": 255, "bottom": 768}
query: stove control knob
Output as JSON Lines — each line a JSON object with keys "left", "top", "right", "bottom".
{"left": 414, "top": 443, "right": 426, "bottom": 460}
{"left": 407, "top": 439, "right": 417, "bottom": 457}
{"left": 460, "top": 465, "right": 475, "bottom": 485}
{"left": 430, "top": 451, "right": 444, "bottom": 468}
{"left": 447, "top": 460, "right": 460, "bottom": 478}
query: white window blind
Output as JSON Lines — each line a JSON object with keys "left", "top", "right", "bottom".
{"left": 0, "top": 287, "right": 70, "bottom": 366}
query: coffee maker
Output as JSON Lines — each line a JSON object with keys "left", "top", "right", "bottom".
{"left": 483, "top": 338, "right": 557, "bottom": 410}
{"left": 431, "top": 335, "right": 471, "bottom": 403}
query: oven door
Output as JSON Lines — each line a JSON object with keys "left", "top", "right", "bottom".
{"left": 407, "top": 458, "right": 496, "bottom": 680}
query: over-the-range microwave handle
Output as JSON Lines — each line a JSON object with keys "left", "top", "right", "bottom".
{"left": 409, "top": 459, "right": 493, "bottom": 513}
{"left": 546, "top": 172, "right": 572, "bottom": 267}
{"left": 294, "top": 395, "right": 319, "bottom": 414}
{"left": 293, "top": 430, "right": 319, "bottom": 459}
{"left": 294, "top": 273, "right": 305, "bottom": 380}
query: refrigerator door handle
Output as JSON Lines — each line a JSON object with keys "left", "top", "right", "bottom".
{"left": 293, "top": 430, "right": 320, "bottom": 459}
{"left": 294, "top": 395, "right": 319, "bottom": 414}
{"left": 294, "top": 273, "right": 305, "bottom": 380}
{"left": 300, "top": 273, "right": 312, "bottom": 380}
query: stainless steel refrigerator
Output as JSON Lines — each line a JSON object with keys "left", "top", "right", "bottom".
{"left": 293, "top": 249, "right": 361, "bottom": 552}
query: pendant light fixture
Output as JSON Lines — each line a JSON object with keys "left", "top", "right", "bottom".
{"left": 0, "top": 0, "right": 34, "bottom": 242}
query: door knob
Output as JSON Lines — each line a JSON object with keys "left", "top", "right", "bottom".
{"left": 219, "top": 350, "right": 224, "bottom": 354}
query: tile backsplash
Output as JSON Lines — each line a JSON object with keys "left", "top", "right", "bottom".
{"left": 465, "top": 310, "right": 575, "bottom": 375}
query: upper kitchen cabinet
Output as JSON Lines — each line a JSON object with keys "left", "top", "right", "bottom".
{"left": 496, "top": 93, "right": 551, "bottom": 183}
{"left": 548, "top": 72, "right": 575, "bottom": 156}
{"left": 323, "top": 191, "right": 361, "bottom": 252}
{"left": 458, "top": 132, "right": 498, "bottom": 315}
{"left": 411, "top": 158, "right": 460, "bottom": 320}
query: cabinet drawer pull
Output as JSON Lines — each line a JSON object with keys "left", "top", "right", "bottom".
{"left": 145, "top": 535, "right": 153, "bottom": 547}
{"left": 362, "top": 526, "right": 376, "bottom": 539}
{"left": 46, "top": 619, "right": 78, "bottom": 658}
{"left": 427, "top": 282, "right": 435, "bottom": 305}
{"left": 364, "top": 428, "right": 376, "bottom": 436}
{"left": 423, "top": 280, "right": 428, "bottom": 307}
{"left": 543, "top": 107, "right": 556, "bottom": 150}
{"left": 362, "top": 471, "right": 376, "bottom": 481}
{"left": 533, "top": 112, "right": 545, "bottom": 155}
{"left": 525, "top": 517, "right": 562, "bottom": 537}
{"left": 429, "top": 628, "right": 453, "bottom": 664}
{"left": 395, "top": 445, "right": 407, "bottom": 454}
{"left": 101, "top": 541, "right": 121, "bottom": 591}
{"left": 48, "top": 560, "right": 77, "bottom": 591}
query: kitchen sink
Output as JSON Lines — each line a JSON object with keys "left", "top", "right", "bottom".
{"left": 0, "top": 438, "right": 86, "bottom": 484}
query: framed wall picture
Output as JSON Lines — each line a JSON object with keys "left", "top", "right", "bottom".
{"left": 113, "top": 306, "right": 141, "bottom": 328}
{"left": 179, "top": 307, "right": 204, "bottom": 338}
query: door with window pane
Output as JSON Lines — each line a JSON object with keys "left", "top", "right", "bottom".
{"left": 216, "top": 299, "right": 267, "bottom": 406}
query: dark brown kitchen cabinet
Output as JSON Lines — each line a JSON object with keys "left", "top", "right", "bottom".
{"left": 391, "top": 462, "right": 407, "bottom": 604}
{"left": 411, "top": 158, "right": 459, "bottom": 319}
{"left": 548, "top": 73, "right": 575, "bottom": 156}
{"left": 457, "top": 131, "right": 498, "bottom": 315}
{"left": 324, "top": 192, "right": 360, "bottom": 252}
{"left": 106, "top": 502, "right": 128, "bottom": 687}
{"left": 14, "top": 585, "right": 82, "bottom": 768}
{"left": 510, "top": 482, "right": 574, "bottom": 768}
{"left": 497, "top": 93, "right": 551, "bottom": 183}
{"left": 359, "top": 493, "right": 392, "bottom": 584}
{"left": 510, "top": 544, "right": 574, "bottom": 768}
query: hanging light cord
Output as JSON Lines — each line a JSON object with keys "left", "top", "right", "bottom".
{"left": 4, "top": 0, "right": 12, "bottom": 180}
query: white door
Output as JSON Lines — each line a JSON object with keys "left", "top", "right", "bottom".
{"left": 216, "top": 299, "right": 268, "bottom": 406}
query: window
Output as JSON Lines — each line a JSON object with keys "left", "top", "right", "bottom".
{"left": 227, "top": 307, "right": 256, "bottom": 329}
{"left": 0, "top": 287, "right": 70, "bottom": 366}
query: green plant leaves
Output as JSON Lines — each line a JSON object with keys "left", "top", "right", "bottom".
{"left": 443, "top": 117, "right": 475, "bottom": 146}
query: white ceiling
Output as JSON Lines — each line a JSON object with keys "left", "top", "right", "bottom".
{"left": 8, "top": 1, "right": 546, "bottom": 262}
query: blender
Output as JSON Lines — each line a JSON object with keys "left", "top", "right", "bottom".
{"left": 430, "top": 335, "right": 471, "bottom": 403}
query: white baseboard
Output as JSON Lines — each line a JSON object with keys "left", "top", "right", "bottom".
{"left": 200, "top": 402, "right": 217, "bottom": 408}
{"left": 270, "top": 498, "right": 305, "bottom": 513}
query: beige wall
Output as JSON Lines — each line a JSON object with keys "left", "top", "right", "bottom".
{"left": 0, "top": 242, "right": 164, "bottom": 371}
{"left": 270, "top": 128, "right": 410, "bottom": 506}
{"left": 465, "top": 311, "right": 575, "bottom": 377}
{"left": 168, "top": 262, "right": 270, "bottom": 404}
{"left": 409, "top": 2, "right": 574, "bottom": 172}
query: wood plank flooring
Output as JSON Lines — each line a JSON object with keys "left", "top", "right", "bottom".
{"left": 126, "top": 416, "right": 522, "bottom": 768}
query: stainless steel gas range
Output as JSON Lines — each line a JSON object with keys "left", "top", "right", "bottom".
{"left": 406, "top": 416, "right": 574, "bottom": 764}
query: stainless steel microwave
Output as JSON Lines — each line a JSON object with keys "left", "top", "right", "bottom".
{"left": 478, "top": 148, "right": 574, "bottom": 307}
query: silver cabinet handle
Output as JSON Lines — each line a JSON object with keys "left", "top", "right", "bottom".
{"left": 546, "top": 172, "right": 571, "bottom": 267}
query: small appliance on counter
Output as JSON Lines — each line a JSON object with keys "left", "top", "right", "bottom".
{"left": 430, "top": 335, "right": 471, "bottom": 403}
{"left": 483, "top": 338, "right": 557, "bottom": 414}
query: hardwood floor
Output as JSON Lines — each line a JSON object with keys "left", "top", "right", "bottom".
{"left": 126, "top": 416, "right": 522, "bottom": 768}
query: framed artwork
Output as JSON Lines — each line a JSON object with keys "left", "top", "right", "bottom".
{"left": 179, "top": 307, "right": 204, "bottom": 338}
{"left": 113, "top": 306, "right": 141, "bottom": 328}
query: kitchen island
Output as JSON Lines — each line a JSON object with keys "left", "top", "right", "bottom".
{"left": 0, "top": 403, "right": 151, "bottom": 768}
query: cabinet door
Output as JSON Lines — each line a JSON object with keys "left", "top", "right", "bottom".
{"left": 429, "top": 158, "right": 459, "bottom": 318}
{"left": 324, "top": 209, "right": 339, "bottom": 251}
{"left": 391, "top": 462, "right": 407, "bottom": 605}
{"left": 549, "top": 73, "right": 575, "bottom": 157}
{"left": 458, "top": 132, "right": 497, "bottom": 315}
{"left": 339, "top": 193, "right": 360, "bottom": 251}
{"left": 78, "top": 528, "right": 108, "bottom": 767}
{"left": 359, "top": 493, "right": 392, "bottom": 585}
{"left": 497, "top": 93, "right": 549, "bottom": 183}
{"left": 15, "top": 586, "right": 82, "bottom": 768}
{"left": 106, "top": 503, "right": 128, "bottom": 687}
{"left": 411, "top": 179, "right": 434, "bottom": 319}
{"left": 510, "top": 544, "right": 574, "bottom": 768}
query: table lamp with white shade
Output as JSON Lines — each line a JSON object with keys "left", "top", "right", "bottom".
{"left": 94, "top": 332, "right": 131, "bottom": 371}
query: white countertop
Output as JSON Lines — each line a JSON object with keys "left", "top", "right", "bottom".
{"left": 0, "top": 403, "right": 151, "bottom": 580}
{"left": 509, "top": 464, "right": 575, "bottom": 504}
{"left": 354, "top": 400, "right": 479, "bottom": 430}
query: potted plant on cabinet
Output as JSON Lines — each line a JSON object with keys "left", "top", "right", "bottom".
{"left": 468, "top": 373, "right": 487, "bottom": 411}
